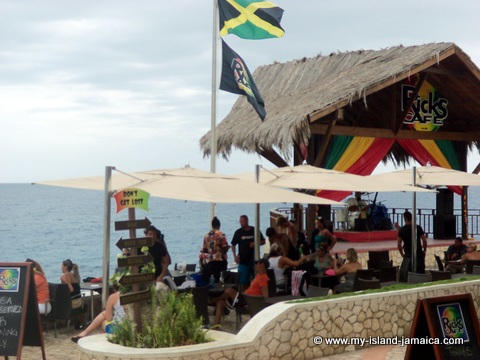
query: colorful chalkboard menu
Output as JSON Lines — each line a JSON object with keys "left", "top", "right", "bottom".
{"left": 406, "top": 293, "right": 480, "bottom": 360}
{"left": 0, "top": 262, "right": 45, "bottom": 360}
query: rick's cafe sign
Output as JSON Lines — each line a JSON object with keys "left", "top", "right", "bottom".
{"left": 401, "top": 75, "right": 448, "bottom": 131}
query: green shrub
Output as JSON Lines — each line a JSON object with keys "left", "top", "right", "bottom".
{"left": 108, "top": 287, "right": 212, "bottom": 348}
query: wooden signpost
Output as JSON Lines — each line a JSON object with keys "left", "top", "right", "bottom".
{"left": 114, "top": 217, "right": 151, "bottom": 231}
{"left": 113, "top": 190, "right": 154, "bottom": 332}
{"left": 115, "top": 236, "right": 155, "bottom": 250}
{"left": 0, "top": 262, "right": 46, "bottom": 360}
{"left": 405, "top": 293, "right": 480, "bottom": 360}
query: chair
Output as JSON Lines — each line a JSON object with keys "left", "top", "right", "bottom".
{"left": 40, "top": 298, "right": 53, "bottom": 333}
{"left": 267, "top": 269, "right": 277, "bottom": 298}
{"left": 243, "top": 293, "right": 267, "bottom": 317}
{"left": 355, "top": 269, "right": 374, "bottom": 281}
{"left": 223, "top": 271, "right": 239, "bottom": 285}
{"left": 173, "top": 274, "right": 186, "bottom": 286}
{"left": 49, "top": 283, "right": 87, "bottom": 337}
{"left": 354, "top": 278, "right": 381, "bottom": 291}
{"left": 367, "top": 250, "right": 391, "bottom": 270}
{"left": 399, "top": 257, "right": 411, "bottom": 282}
{"left": 434, "top": 255, "right": 445, "bottom": 271}
{"left": 185, "top": 263, "right": 197, "bottom": 273}
{"left": 429, "top": 270, "right": 452, "bottom": 281}
{"left": 235, "top": 301, "right": 250, "bottom": 330}
{"left": 407, "top": 272, "right": 430, "bottom": 284}
{"left": 186, "top": 285, "right": 210, "bottom": 327}
{"left": 378, "top": 266, "right": 398, "bottom": 282}
{"left": 472, "top": 265, "right": 480, "bottom": 275}
{"left": 465, "top": 260, "right": 480, "bottom": 274}
{"left": 306, "top": 285, "right": 330, "bottom": 298}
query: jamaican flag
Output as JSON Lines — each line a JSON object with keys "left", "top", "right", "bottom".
{"left": 218, "top": 0, "right": 285, "bottom": 39}
{"left": 220, "top": 39, "right": 266, "bottom": 120}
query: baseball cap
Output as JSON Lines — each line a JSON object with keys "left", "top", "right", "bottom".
{"left": 255, "top": 258, "right": 270, "bottom": 269}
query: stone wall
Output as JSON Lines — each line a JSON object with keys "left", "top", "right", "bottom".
{"left": 355, "top": 245, "right": 448, "bottom": 270}
{"left": 78, "top": 278, "right": 480, "bottom": 360}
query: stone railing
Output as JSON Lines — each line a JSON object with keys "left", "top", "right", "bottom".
{"left": 78, "top": 278, "right": 480, "bottom": 359}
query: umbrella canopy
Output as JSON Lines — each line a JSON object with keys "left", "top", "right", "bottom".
{"left": 368, "top": 166, "right": 480, "bottom": 187}
{"left": 234, "top": 165, "right": 434, "bottom": 193}
{"left": 36, "top": 166, "right": 343, "bottom": 205}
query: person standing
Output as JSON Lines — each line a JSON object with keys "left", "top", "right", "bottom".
{"left": 199, "top": 216, "right": 229, "bottom": 267}
{"left": 310, "top": 217, "right": 337, "bottom": 253}
{"left": 144, "top": 225, "right": 171, "bottom": 283}
{"left": 231, "top": 215, "right": 265, "bottom": 292}
{"left": 397, "top": 210, "right": 428, "bottom": 273}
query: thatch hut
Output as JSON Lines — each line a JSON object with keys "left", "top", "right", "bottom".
{"left": 200, "top": 42, "right": 480, "bottom": 237}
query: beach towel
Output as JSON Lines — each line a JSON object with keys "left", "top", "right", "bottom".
{"left": 291, "top": 270, "right": 306, "bottom": 296}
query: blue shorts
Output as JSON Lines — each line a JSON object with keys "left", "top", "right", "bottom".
{"left": 238, "top": 263, "right": 253, "bottom": 285}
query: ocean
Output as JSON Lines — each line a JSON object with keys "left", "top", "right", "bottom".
{"left": 1, "top": 183, "right": 478, "bottom": 282}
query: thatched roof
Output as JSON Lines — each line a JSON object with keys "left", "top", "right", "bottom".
{"left": 200, "top": 42, "right": 480, "bottom": 165}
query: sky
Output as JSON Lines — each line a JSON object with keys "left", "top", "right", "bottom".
{"left": 2, "top": 0, "right": 480, "bottom": 183}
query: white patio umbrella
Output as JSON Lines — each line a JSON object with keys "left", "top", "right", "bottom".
{"left": 368, "top": 165, "right": 480, "bottom": 272}
{"left": 36, "top": 166, "right": 343, "bottom": 304}
{"left": 367, "top": 166, "right": 480, "bottom": 187}
{"left": 234, "top": 165, "right": 434, "bottom": 193}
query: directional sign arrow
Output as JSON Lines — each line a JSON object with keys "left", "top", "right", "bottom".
{"left": 118, "top": 272, "right": 155, "bottom": 286}
{"left": 115, "top": 236, "right": 155, "bottom": 250}
{"left": 120, "top": 289, "right": 151, "bottom": 305}
{"left": 117, "top": 253, "right": 154, "bottom": 268}
{"left": 114, "top": 217, "right": 152, "bottom": 231}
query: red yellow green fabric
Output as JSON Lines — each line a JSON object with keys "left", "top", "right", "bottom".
{"left": 317, "top": 136, "right": 395, "bottom": 201}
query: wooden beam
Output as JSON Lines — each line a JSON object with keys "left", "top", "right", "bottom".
{"left": 394, "top": 72, "right": 428, "bottom": 135}
{"left": 310, "top": 123, "right": 480, "bottom": 141}
{"left": 257, "top": 147, "right": 289, "bottom": 167}
{"left": 313, "top": 111, "right": 340, "bottom": 167}
{"left": 473, "top": 163, "right": 480, "bottom": 175}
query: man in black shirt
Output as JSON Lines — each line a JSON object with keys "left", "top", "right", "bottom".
{"left": 397, "top": 211, "right": 428, "bottom": 274}
{"left": 231, "top": 215, "right": 265, "bottom": 292}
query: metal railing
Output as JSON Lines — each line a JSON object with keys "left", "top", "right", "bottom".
{"left": 273, "top": 207, "right": 480, "bottom": 238}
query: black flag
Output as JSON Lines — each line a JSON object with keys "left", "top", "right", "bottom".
{"left": 220, "top": 39, "right": 266, "bottom": 121}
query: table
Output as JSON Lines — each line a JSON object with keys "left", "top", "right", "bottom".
{"left": 208, "top": 283, "right": 235, "bottom": 297}
{"left": 310, "top": 273, "right": 340, "bottom": 289}
{"left": 265, "top": 295, "right": 304, "bottom": 304}
{"left": 80, "top": 282, "right": 103, "bottom": 322}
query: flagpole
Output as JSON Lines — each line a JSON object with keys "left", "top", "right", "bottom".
{"left": 210, "top": 0, "right": 219, "bottom": 221}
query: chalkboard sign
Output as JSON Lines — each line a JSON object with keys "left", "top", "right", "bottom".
{"left": 406, "top": 293, "right": 480, "bottom": 360}
{"left": 0, "top": 262, "right": 45, "bottom": 360}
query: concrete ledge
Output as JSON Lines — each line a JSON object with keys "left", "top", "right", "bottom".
{"left": 78, "top": 279, "right": 480, "bottom": 360}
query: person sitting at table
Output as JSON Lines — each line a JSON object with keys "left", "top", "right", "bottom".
{"left": 268, "top": 243, "right": 306, "bottom": 292}
{"left": 445, "top": 237, "right": 468, "bottom": 273}
{"left": 26, "top": 258, "right": 52, "bottom": 315}
{"left": 60, "top": 259, "right": 83, "bottom": 308}
{"left": 310, "top": 217, "right": 337, "bottom": 253}
{"left": 461, "top": 243, "right": 480, "bottom": 264}
{"left": 310, "top": 244, "right": 335, "bottom": 272}
{"left": 71, "top": 288, "right": 126, "bottom": 343}
{"left": 201, "top": 247, "right": 228, "bottom": 283}
{"left": 211, "top": 258, "right": 270, "bottom": 329}
{"left": 332, "top": 248, "right": 362, "bottom": 294}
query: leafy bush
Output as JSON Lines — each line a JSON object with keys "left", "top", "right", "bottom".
{"left": 107, "top": 287, "right": 212, "bottom": 348}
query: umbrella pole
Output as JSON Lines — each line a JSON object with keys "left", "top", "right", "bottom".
{"left": 254, "top": 165, "right": 261, "bottom": 261}
{"left": 102, "top": 166, "right": 113, "bottom": 308}
{"left": 412, "top": 167, "right": 417, "bottom": 273}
